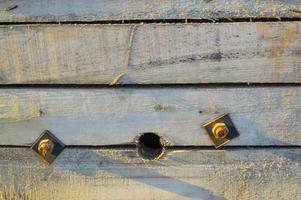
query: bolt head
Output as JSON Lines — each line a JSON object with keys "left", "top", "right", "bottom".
{"left": 38, "top": 139, "right": 54, "bottom": 157}
{"left": 212, "top": 123, "right": 229, "bottom": 139}
{"left": 31, "top": 130, "right": 65, "bottom": 164}
{"left": 203, "top": 113, "right": 240, "bottom": 148}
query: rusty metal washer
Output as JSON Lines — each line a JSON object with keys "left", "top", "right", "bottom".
{"left": 203, "top": 113, "right": 240, "bottom": 148}
{"left": 31, "top": 130, "right": 65, "bottom": 164}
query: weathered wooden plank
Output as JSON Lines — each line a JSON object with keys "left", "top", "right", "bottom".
{"left": 0, "top": 22, "right": 300, "bottom": 84}
{"left": 0, "top": 148, "right": 300, "bottom": 200}
{"left": 0, "top": 0, "right": 300, "bottom": 22}
{"left": 0, "top": 87, "right": 300, "bottom": 146}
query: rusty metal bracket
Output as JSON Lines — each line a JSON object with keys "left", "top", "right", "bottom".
{"left": 31, "top": 130, "right": 65, "bottom": 164}
{"left": 203, "top": 113, "right": 239, "bottom": 148}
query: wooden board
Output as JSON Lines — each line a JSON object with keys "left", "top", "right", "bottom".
{"left": 0, "top": 22, "right": 300, "bottom": 84}
{"left": 0, "top": 87, "right": 300, "bottom": 146}
{"left": 0, "top": 0, "right": 300, "bottom": 22}
{"left": 0, "top": 148, "right": 300, "bottom": 200}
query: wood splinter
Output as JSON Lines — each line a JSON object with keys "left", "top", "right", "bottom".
{"left": 109, "top": 73, "right": 125, "bottom": 86}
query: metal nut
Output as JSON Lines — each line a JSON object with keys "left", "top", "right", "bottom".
{"left": 38, "top": 139, "right": 54, "bottom": 157}
{"left": 212, "top": 123, "right": 229, "bottom": 139}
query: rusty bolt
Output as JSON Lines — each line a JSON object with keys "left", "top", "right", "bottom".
{"left": 38, "top": 139, "right": 54, "bottom": 157}
{"left": 212, "top": 123, "right": 229, "bottom": 139}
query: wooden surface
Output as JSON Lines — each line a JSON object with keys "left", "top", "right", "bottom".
{"left": 0, "top": 22, "right": 300, "bottom": 84}
{"left": 0, "top": 148, "right": 300, "bottom": 200}
{"left": 0, "top": 0, "right": 300, "bottom": 22}
{"left": 1, "top": 1, "right": 300, "bottom": 199}
{"left": 0, "top": 87, "right": 300, "bottom": 146}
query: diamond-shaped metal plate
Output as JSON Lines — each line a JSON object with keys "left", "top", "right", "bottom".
{"left": 203, "top": 113, "right": 239, "bottom": 148}
{"left": 31, "top": 130, "right": 65, "bottom": 164}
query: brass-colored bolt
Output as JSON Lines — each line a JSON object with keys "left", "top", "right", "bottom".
{"left": 212, "top": 123, "right": 229, "bottom": 139}
{"left": 38, "top": 139, "right": 54, "bottom": 157}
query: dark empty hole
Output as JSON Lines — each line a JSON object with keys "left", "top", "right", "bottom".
{"left": 137, "top": 133, "right": 164, "bottom": 160}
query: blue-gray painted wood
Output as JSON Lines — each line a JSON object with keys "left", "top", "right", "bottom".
{"left": 0, "top": 87, "right": 300, "bottom": 146}
{"left": 0, "top": 22, "right": 300, "bottom": 84}
{"left": 0, "top": 0, "right": 300, "bottom": 22}
{"left": 0, "top": 148, "right": 300, "bottom": 199}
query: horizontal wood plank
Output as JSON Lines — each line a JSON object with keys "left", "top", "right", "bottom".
{"left": 0, "top": 148, "right": 300, "bottom": 200}
{"left": 0, "top": 22, "right": 300, "bottom": 84}
{"left": 0, "top": 87, "right": 300, "bottom": 146}
{"left": 0, "top": 0, "right": 300, "bottom": 22}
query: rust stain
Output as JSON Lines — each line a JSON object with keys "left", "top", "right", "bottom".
{"left": 271, "top": 25, "right": 297, "bottom": 80}
{"left": 257, "top": 23, "right": 298, "bottom": 80}
{"left": 257, "top": 23, "right": 270, "bottom": 40}
{"left": 270, "top": 25, "right": 296, "bottom": 57}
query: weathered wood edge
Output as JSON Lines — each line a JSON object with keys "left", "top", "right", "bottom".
{"left": 0, "top": 0, "right": 300, "bottom": 22}
{"left": 0, "top": 87, "right": 300, "bottom": 146}
{"left": 0, "top": 148, "right": 300, "bottom": 200}
{"left": 0, "top": 22, "right": 300, "bottom": 84}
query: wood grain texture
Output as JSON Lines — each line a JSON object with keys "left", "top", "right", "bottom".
{"left": 0, "top": 22, "right": 300, "bottom": 84}
{"left": 0, "top": 87, "right": 300, "bottom": 146}
{"left": 0, "top": 0, "right": 300, "bottom": 22}
{"left": 0, "top": 148, "right": 300, "bottom": 200}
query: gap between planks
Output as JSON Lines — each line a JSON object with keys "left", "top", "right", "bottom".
{"left": 0, "top": 145, "right": 300, "bottom": 149}
{"left": 0, "top": 83, "right": 300, "bottom": 89}
{"left": 0, "top": 17, "right": 300, "bottom": 25}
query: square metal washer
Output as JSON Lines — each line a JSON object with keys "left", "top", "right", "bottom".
{"left": 31, "top": 130, "right": 65, "bottom": 164}
{"left": 203, "top": 113, "right": 239, "bottom": 148}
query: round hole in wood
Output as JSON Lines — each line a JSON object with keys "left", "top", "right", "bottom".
{"left": 137, "top": 133, "right": 164, "bottom": 160}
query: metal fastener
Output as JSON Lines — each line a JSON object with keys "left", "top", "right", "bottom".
{"left": 203, "top": 113, "right": 239, "bottom": 148}
{"left": 38, "top": 139, "right": 54, "bottom": 157}
{"left": 212, "top": 122, "right": 229, "bottom": 139}
{"left": 31, "top": 130, "right": 65, "bottom": 164}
